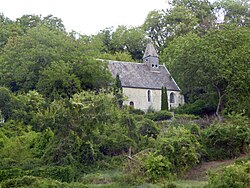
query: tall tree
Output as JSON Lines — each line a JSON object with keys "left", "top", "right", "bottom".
{"left": 37, "top": 61, "right": 81, "bottom": 100}
{"left": 161, "top": 86, "right": 169, "bottom": 111}
{"left": 163, "top": 25, "right": 250, "bottom": 117}
{"left": 0, "top": 20, "right": 111, "bottom": 94}
{"left": 214, "top": 0, "right": 250, "bottom": 27}
{"left": 0, "top": 87, "right": 15, "bottom": 120}
{"left": 143, "top": 10, "right": 167, "bottom": 50}
{"left": 170, "top": 0, "right": 216, "bottom": 30}
{"left": 96, "top": 26, "right": 147, "bottom": 61}
{"left": 114, "top": 74, "right": 123, "bottom": 108}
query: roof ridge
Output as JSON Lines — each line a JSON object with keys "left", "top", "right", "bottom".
{"left": 97, "top": 58, "right": 141, "bottom": 64}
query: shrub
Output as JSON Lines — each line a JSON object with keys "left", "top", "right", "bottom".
{"left": 142, "top": 152, "right": 171, "bottom": 182}
{"left": 137, "top": 119, "right": 160, "bottom": 139}
{"left": 201, "top": 123, "right": 250, "bottom": 160}
{"left": 0, "top": 176, "right": 89, "bottom": 188}
{"left": 145, "top": 110, "right": 172, "bottom": 121}
{"left": 226, "top": 112, "right": 249, "bottom": 127}
{"left": 1, "top": 176, "right": 38, "bottom": 188}
{"left": 206, "top": 161, "right": 250, "bottom": 188}
{"left": 173, "top": 100, "right": 216, "bottom": 116}
{"left": 182, "top": 123, "right": 201, "bottom": 136}
{"left": 174, "top": 114, "right": 199, "bottom": 121}
{"left": 0, "top": 131, "right": 38, "bottom": 165}
{"left": 0, "top": 168, "right": 23, "bottom": 181}
{"left": 30, "top": 165, "right": 77, "bottom": 182}
{"left": 129, "top": 108, "right": 145, "bottom": 115}
{"left": 157, "top": 126, "right": 201, "bottom": 175}
{"left": 0, "top": 165, "right": 77, "bottom": 183}
{"left": 123, "top": 150, "right": 173, "bottom": 184}
{"left": 99, "top": 123, "right": 134, "bottom": 157}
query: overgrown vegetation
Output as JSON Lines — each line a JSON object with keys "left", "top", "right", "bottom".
{"left": 0, "top": 0, "right": 249, "bottom": 187}
{"left": 0, "top": 89, "right": 249, "bottom": 187}
{"left": 206, "top": 160, "right": 250, "bottom": 188}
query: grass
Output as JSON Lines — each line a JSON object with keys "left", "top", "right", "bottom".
{"left": 173, "top": 180, "right": 207, "bottom": 188}
{"left": 80, "top": 155, "right": 250, "bottom": 188}
{"left": 5, "top": 154, "right": 246, "bottom": 188}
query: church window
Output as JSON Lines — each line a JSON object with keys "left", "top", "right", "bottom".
{"left": 170, "top": 92, "right": 175, "bottom": 103}
{"left": 129, "top": 101, "right": 134, "bottom": 108}
{"left": 147, "top": 90, "right": 151, "bottom": 102}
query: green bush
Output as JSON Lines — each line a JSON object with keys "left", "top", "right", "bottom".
{"left": 157, "top": 126, "right": 201, "bottom": 175}
{"left": 0, "top": 165, "right": 77, "bottom": 183}
{"left": 1, "top": 176, "right": 38, "bottom": 188}
{"left": 137, "top": 119, "right": 160, "bottom": 139}
{"left": 206, "top": 161, "right": 250, "bottom": 188}
{"left": 142, "top": 152, "right": 171, "bottom": 182}
{"left": 173, "top": 100, "right": 216, "bottom": 116}
{"left": 99, "top": 123, "right": 134, "bottom": 157}
{"left": 123, "top": 126, "right": 200, "bottom": 182}
{"left": 174, "top": 114, "right": 199, "bottom": 121}
{"left": 182, "top": 123, "right": 201, "bottom": 136}
{"left": 0, "top": 168, "right": 23, "bottom": 181}
{"left": 201, "top": 123, "right": 250, "bottom": 160}
{"left": 0, "top": 176, "right": 89, "bottom": 188}
{"left": 129, "top": 108, "right": 145, "bottom": 115}
{"left": 145, "top": 110, "right": 172, "bottom": 121}
{"left": 30, "top": 165, "right": 77, "bottom": 183}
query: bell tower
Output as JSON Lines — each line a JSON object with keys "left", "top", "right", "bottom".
{"left": 143, "top": 39, "right": 159, "bottom": 71}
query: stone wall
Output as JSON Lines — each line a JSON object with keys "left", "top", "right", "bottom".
{"left": 123, "top": 87, "right": 184, "bottom": 112}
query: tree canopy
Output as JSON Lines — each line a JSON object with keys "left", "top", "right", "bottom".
{"left": 0, "top": 1, "right": 249, "bottom": 186}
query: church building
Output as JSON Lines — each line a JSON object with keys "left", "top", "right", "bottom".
{"left": 107, "top": 41, "right": 184, "bottom": 112}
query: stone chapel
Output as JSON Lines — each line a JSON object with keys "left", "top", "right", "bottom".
{"left": 107, "top": 40, "right": 184, "bottom": 112}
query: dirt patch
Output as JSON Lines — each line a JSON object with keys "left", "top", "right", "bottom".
{"left": 184, "top": 154, "right": 248, "bottom": 181}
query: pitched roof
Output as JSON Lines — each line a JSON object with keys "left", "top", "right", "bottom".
{"left": 143, "top": 40, "right": 158, "bottom": 58}
{"left": 107, "top": 60, "right": 180, "bottom": 91}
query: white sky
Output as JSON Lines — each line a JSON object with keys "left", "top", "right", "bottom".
{"left": 1, "top": 0, "right": 168, "bottom": 35}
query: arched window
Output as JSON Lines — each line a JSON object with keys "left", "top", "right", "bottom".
{"left": 129, "top": 101, "right": 134, "bottom": 107}
{"left": 170, "top": 92, "right": 175, "bottom": 103}
{"left": 147, "top": 90, "right": 151, "bottom": 102}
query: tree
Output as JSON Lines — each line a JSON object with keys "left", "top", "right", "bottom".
{"left": 0, "top": 14, "right": 22, "bottom": 51}
{"left": 16, "top": 14, "right": 66, "bottom": 33}
{"left": 98, "top": 51, "right": 134, "bottom": 62}
{"left": 16, "top": 14, "right": 42, "bottom": 32}
{"left": 0, "top": 21, "right": 109, "bottom": 93}
{"left": 165, "top": 6, "right": 199, "bottom": 37}
{"left": 170, "top": 0, "right": 216, "bottom": 31}
{"left": 123, "top": 27, "right": 147, "bottom": 61}
{"left": 37, "top": 61, "right": 81, "bottom": 100}
{"left": 143, "top": 10, "right": 167, "bottom": 50}
{"left": 214, "top": 0, "right": 250, "bottom": 27}
{"left": 72, "top": 59, "right": 112, "bottom": 91}
{"left": 161, "top": 86, "right": 169, "bottom": 111}
{"left": 42, "top": 14, "right": 65, "bottom": 32}
{"left": 95, "top": 26, "right": 147, "bottom": 61}
{"left": 0, "top": 87, "right": 15, "bottom": 120}
{"left": 0, "top": 25, "right": 74, "bottom": 92}
{"left": 114, "top": 74, "right": 123, "bottom": 108}
{"left": 162, "top": 25, "right": 250, "bottom": 117}
{"left": 11, "top": 90, "right": 47, "bottom": 129}
{"left": 143, "top": 0, "right": 215, "bottom": 52}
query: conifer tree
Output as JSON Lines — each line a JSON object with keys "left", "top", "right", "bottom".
{"left": 161, "top": 86, "right": 169, "bottom": 111}
{"left": 114, "top": 74, "right": 123, "bottom": 108}
{"left": 164, "top": 86, "right": 169, "bottom": 111}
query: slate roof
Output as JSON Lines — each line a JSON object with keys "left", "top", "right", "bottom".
{"left": 107, "top": 60, "right": 180, "bottom": 91}
{"left": 143, "top": 40, "right": 158, "bottom": 58}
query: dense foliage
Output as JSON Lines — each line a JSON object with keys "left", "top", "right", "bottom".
{"left": 206, "top": 160, "right": 250, "bottom": 188}
{"left": 0, "top": 0, "right": 249, "bottom": 186}
{"left": 161, "top": 86, "right": 169, "bottom": 111}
